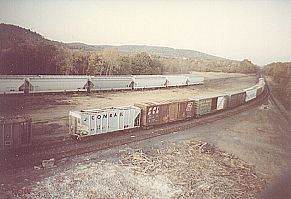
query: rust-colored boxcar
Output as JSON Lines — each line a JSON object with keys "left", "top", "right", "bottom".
{"left": 162, "top": 99, "right": 196, "bottom": 121}
{"left": 176, "top": 99, "right": 196, "bottom": 120}
{"left": 0, "top": 116, "right": 32, "bottom": 151}
{"left": 135, "top": 101, "right": 169, "bottom": 127}
{"left": 134, "top": 99, "right": 196, "bottom": 127}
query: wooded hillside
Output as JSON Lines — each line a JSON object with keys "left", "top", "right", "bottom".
{"left": 263, "top": 62, "right": 291, "bottom": 110}
{"left": 0, "top": 23, "right": 258, "bottom": 75}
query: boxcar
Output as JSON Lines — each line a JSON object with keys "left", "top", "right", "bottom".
{"left": 135, "top": 99, "right": 196, "bottom": 128}
{"left": 162, "top": 99, "right": 196, "bottom": 121}
{"left": 175, "top": 99, "right": 196, "bottom": 120}
{"left": 194, "top": 96, "right": 220, "bottom": 116}
{"left": 216, "top": 95, "right": 229, "bottom": 110}
{"left": 69, "top": 106, "right": 141, "bottom": 137}
{"left": 134, "top": 101, "right": 169, "bottom": 127}
{"left": 0, "top": 116, "right": 32, "bottom": 151}
{"left": 228, "top": 92, "right": 246, "bottom": 108}
{"left": 245, "top": 87, "right": 258, "bottom": 102}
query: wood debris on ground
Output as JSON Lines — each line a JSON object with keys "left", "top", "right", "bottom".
{"left": 1, "top": 140, "right": 267, "bottom": 199}
{"left": 120, "top": 140, "right": 266, "bottom": 198}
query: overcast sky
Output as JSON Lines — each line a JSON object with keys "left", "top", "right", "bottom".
{"left": 1, "top": 0, "right": 291, "bottom": 65}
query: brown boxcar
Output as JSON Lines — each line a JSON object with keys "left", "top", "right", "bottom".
{"left": 0, "top": 116, "right": 32, "bottom": 151}
{"left": 166, "top": 100, "right": 179, "bottom": 122}
{"left": 176, "top": 99, "right": 196, "bottom": 120}
{"left": 228, "top": 92, "right": 247, "bottom": 108}
{"left": 162, "top": 99, "right": 196, "bottom": 121}
{"left": 211, "top": 97, "right": 218, "bottom": 110}
{"left": 135, "top": 101, "right": 169, "bottom": 127}
{"left": 134, "top": 99, "right": 196, "bottom": 127}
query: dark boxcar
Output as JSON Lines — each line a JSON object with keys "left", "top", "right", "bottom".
{"left": 135, "top": 99, "right": 196, "bottom": 127}
{"left": 211, "top": 97, "right": 218, "bottom": 110}
{"left": 228, "top": 92, "right": 247, "bottom": 108}
{"left": 166, "top": 100, "right": 179, "bottom": 122}
{"left": 0, "top": 116, "right": 32, "bottom": 151}
{"left": 162, "top": 99, "right": 196, "bottom": 122}
{"left": 135, "top": 102, "right": 169, "bottom": 127}
{"left": 177, "top": 99, "right": 196, "bottom": 120}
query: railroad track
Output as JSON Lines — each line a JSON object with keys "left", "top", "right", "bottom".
{"left": 0, "top": 88, "right": 269, "bottom": 170}
{"left": 263, "top": 76, "right": 290, "bottom": 122}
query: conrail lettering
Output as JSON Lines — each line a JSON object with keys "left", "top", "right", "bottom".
{"left": 91, "top": 112, "right": 124, "bottom": 120}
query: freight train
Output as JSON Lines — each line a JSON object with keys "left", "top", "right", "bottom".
{"left": 0, "top": 74, "right": 204, "bottom": 94}
{"left": 0, "top": 77, "right": 266, "bottom": 150}
{"left": 69, "top": 78, "right": 266, "bottom": 138}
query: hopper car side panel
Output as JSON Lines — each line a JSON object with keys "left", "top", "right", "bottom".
{"left": 0, "top": 78, "right": 25, "bottom": 94}
{"left": 90, "top": 76, "right": 133, "bottom": 90}
{"left": 29, "top": 78, "right": 88, "bottom": 93}
{"left": 165, "top": 75, "right": 188, "bottom": 87}
{"left": 69, "top": 106, "right": 141, "bottom": 137}
{"left": 185, "top": 75, "right": 205, "bottom": 85}
{"left": 133, "top": 75, "right": 167, "bottom": 89}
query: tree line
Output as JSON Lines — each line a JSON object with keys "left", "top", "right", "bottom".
{"left": 0, "top": 44, "right": 163, "bottom": 75}
{"left": 0, "top": 24, "right": 259, "bottom": 75}
{"left": 263, "top": 62, "right": 291, "bottom": 110}
{"left": 159, "top": 58, "right": 257, "bottom": 74}
{"left": 1, "top": 42, "right": 258, "bottom": 75}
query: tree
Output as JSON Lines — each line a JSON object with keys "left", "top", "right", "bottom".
{"left": 101, "top": 48, "right": 119, "bottom": 76}
{"left": 87, "top": 52, "right": 105, "bottom": 75}
{"left": 131, "top": 52, "right": 162, "bottom": 75}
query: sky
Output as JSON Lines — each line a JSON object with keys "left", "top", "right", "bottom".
{"left": 0, "top": 0, "right": 291, "bottom": 66}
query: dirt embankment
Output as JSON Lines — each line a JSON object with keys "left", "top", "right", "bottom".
{"left": 1, "top": 140, "right": 266, "bottom": 199}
